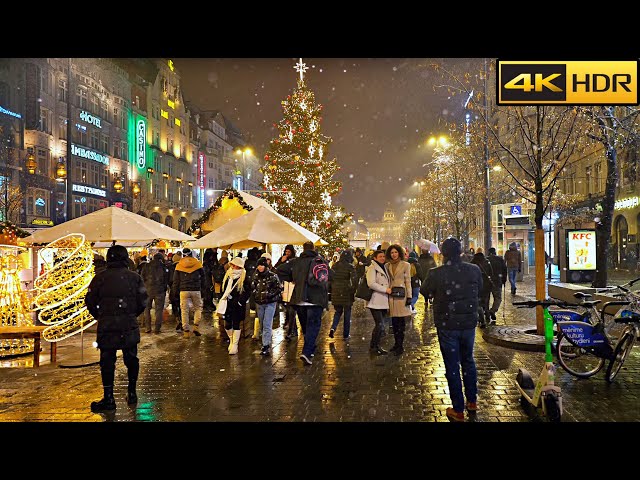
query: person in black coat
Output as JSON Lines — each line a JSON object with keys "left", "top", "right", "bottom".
{"left": 471, "top": 250, "right": 494, "bottom": 328}
{"left": 85, "top": 245, "right": 148, "bottom": 413}
{"left": 422, "top": 238, "right": 481, "bottom": 422}
{"left": 250, "top": 257, "right": 283, "bottom": 355}
{"left": 354, "top": 248, "right": 371, "bottom": 284}
{"left": 93, "top": 253, "right": 107, "bottom": 276}
{"left": 201, "top": 248, "right": 217, "bottom": 313}
{"left": 140, "top": 252, "right": 169, "bottom": 333}
{"left": 329, "top": 249, "right": 356, "bottom": 339}
{"left": 275, "top": 244, "right": 298, "bottom": 338}
{"left": 277, "top": 241, "right": 329, "bottom": 365}
{"left": 486, "top": 247, "right": 507, "bottom": 323}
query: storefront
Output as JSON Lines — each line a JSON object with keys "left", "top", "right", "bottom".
{"left": 612, "top": 195, "right": 640, "bottom": 270}
{"left": 71, "top": 183, "right": 108, "bottom": 217}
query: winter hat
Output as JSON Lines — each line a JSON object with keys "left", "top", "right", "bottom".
{"left": 229, "top": 257, "right": 245, "bottom": 268}
{"left": 153, "top": 252, "right": 164, "bottom": 260}
{"left": 260, "top": 252, "right": 272, "bottom": 261}
{"left": 257, "top": 257, "right": 270, "bottom": 268}
{"left": 182, "top": 247, "right": 192, "bottom": 257}
{"left": 409, "top": 251, "right": 418, "bottom": 259}
{"left": 107, "top": 245, "right": 129, "bottom": 263}
{"left": 441, "top": 238, "right": 463, "bottom": 259}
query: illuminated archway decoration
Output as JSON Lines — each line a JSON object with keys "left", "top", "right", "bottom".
{"left": 0, "top": 244, "right": 34, "bottom": 357}
{"left": 33, "top": 233, "right": 95, "bottom": 342}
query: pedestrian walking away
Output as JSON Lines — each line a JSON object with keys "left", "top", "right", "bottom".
{"left": 276, "top": 241, "right": 329, "bottom": 366}
{"left": 385, "top": 244, "right": 412, "bottom": 355}
{"left": 251, "top": 257, "right": 283, "bottom": 356}
{"left": 422, "top": 237, "right": 482, "bottom": 422}
{"left": 329, "top": 249, "right": 357, "bottom": 340}
{"left": 167, "top": 251, "right": 182, "bottom": 330}
{"left": 171, "top": 248, "right": 205, "bottom": 337}
{"left": 85, "top": 245, "right": 148, "bottom": 413}
{"left": 486, "top": 247, "right": 507, "bottom": 323}
{"left": 504, "top": 242, "right": 522, "bottom": 295}
{"left": 407, "top": 251, "right": 423, "bottom": 314}
{"left": 471, "top": 249, "right": 494, "bottom": 328}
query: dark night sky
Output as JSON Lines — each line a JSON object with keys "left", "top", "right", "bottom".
{"left": 177, "top": 58, "right": 470, "bottom": 222}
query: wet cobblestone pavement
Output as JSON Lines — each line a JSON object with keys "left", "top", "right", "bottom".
{"left": 1, "top": 275, "right": 640, "bottom": 422}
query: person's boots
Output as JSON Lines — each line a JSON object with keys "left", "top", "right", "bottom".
{"left": 229, "top": 329, "right": 241, "bottom": 355}
{"left": 126, "top": 382, "right": 138, "bottom": 405}
{"left": 252, "top": 318, "right": 260, "bottom": 340}
{"left": 91, "top": 385, "right": 116, "bottom": 413}
{"left": 225, "top": 329, "right": 233, "bottom": 352}
{"left": 394, "top": 327, "right": 405, "bottom": 356}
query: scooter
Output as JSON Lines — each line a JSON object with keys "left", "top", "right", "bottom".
{"left": 513, "top": 299, "right": 568, "bottom": 422}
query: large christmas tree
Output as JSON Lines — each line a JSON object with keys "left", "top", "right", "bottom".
{"left": 259, "top": 59, "right": 350, "bottom": 254}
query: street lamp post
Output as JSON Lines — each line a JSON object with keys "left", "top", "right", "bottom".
{"left": 234, "top": 147, "right": 251, "bottom": 191}
{"left": 482, "top": 58, "right": 492, "bottom": 251}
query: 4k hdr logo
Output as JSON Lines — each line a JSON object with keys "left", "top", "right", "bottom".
{"left": 497, "top": 60, "right": 639, "bottom": 105}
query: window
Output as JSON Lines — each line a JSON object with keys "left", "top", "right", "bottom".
{"left": 37, "top": 148, "right": 49, "bottom": 175}
{"left": 59, "top": 117, "right": 67, "bottom": 140}
{"left": 41, "top": 70, "right": 51, "bottom": 95}
{"left": 90, "top": 130, "right": 99, "bottom": 149}
{"left": 497, "top": 209, "right": 503, "bottom": 225}
{"left": 595, "top": 162, "right": 603, "bottom": 192}
{"left": 75, "top": 127, "right": 87, "bottom": 146}
{"left": 155, "top": 132, "right": 160, "bottom": 146}
{"left": 76, "top": 87, "right": 88, "bottom": 109}
{"left": 40, "top": 108, "right": 52, "bottom": 134}
{"left": 208, "top": 161, "right": 213, "bottom": 169}
{"left": 208, "top": 178, "right": 214, "bottom": 189}
{"left": 120, "top": 111, "right": 126, "bottom": 130}
{"left": 154, "top": 183, "right": 161, "bottom": 200}
{"left": 113, "top": 143, "right": 120, "bottom": 159}
{"left": 168, "top": 162, "right": 174, "bottom": 177}
{"left": 585, "top": 166, "right": 592, "bottom": 194}
{"left": 168, "top": 189, "right": 174, "bottom": 203}
{"left": 169, "top": 138, "right": 173, "bottom": 153}
{"left": 90, "top": 163, "right": 100, "bottom": 185}
{"left": 121, "top": 141, "right": 127, "bottom": 160}
{"left": 167, "top": 113, "right": 171, "bottom": 127}
{"left": 75, "top": 160, "right": 87, "bottom": 183}
{"left": 224, "top": 168, "right": 230, "bottom": 177}
{"left": 27, "top": 193, "right": 34, "bottom": 215}
{"left": 57, "top": 79, "right": 67, "bottom": 102}
{"left": 101, "top": 134, "right": 108, "bottom": 154}
{"left": 101, "top": 101, "right": 108, "bottom": 120}
{"left": 91, "top": 94, "right": 99, "bottom": 114}
{"left": 113, "top": 107, "right": 119, "bottom": 128}
{"left": 134, "top": 95, "right": 140, "bottom": 109}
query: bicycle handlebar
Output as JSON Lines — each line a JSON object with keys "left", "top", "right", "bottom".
{"left": 513, "top": 300, "right": 571, "bottom": 309}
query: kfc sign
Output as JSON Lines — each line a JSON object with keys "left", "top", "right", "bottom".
{"left": 568, "top": 230, "right": 596, "bottom": 271}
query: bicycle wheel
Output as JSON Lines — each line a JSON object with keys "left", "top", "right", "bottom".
{"left": 605, "top": 328, "right": 635, "bottom": 383}
{"left": 543, "top": 393, "right": 561, "bottom": 423}
{"left": 556, "top": 333, "right": 605, "bottom": 378}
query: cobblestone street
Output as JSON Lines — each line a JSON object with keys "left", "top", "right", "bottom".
{"left": 1, "top": 275, "right": 639, "bottom": 422}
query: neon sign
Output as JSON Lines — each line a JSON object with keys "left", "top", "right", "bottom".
{"left": 79, "top": 110, "right": 102, "bottom": 128}
{"left": 71, "top": 144, "right": 109, "bottom": 166}
{"left": 0, "top": 105, "right": 21, "bottom": 119}
{"left": 198, "top": 152, "right": 205, "bottom": 208}
{"left": 72, "top": 183, "right": 106, "bottom": 198}
{"left": 136, "top": 119, "right": 146, "bottom": 169}
{"left": 615, "top": 196, "right": 639, "bottom": 210}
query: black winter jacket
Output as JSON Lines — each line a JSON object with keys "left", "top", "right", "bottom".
{"left": 330, "top": 260, "right": 356, "bottom": 306}
{"left": 276, "top": 250, "right": 328, "bottom": 308}
{"left": 221, "top": 274, "right": 252, "bottom": 324}
{"left": 85, "top": 261, "right": 148, "bottom": 349}
{"left": 354, "top": 254, "right": 370, "bottom": 281}
{"left": 487, "top": 253, "right": 507, "bottom": 286}
{"left": 418, "top": 253, "right": 437, "bottom": 282}
{"left": 471, "top": 253, "right": 494, "bottom": 297}
{"left": 250, "top": 269, "right": 283, "bottom": 305}
{"left": 141, "top": 253, "right": 170, "bottom": 296}
{"left": 171, "top": 257, "right": 205, "bottom": 297}
{"left": 421, "top": 258, "right": 482, "bottom": 330}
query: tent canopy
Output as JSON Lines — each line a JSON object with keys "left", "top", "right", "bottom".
{"left": 22, "top": 206, "right": 195, "bottom": 244}
{"left": 199, "top": 190, "right": 275, "bottom": 233}
{"left": 189, "top": 206, "right": 327, "bottom": 249}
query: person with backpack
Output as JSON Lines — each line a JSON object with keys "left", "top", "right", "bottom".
{"left": 328, "top": 249, "right": 357, "bottom": 340}
{"left": 276, "top": 241, "right": 329, "bottom": 366}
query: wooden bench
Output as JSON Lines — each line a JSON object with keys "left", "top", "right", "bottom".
{"left": 0, "top": 326, "right": 57, "bottom": 367}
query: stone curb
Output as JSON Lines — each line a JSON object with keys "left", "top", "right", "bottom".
{"left": 481, "top": 324, "right": 546, "bottom": 352}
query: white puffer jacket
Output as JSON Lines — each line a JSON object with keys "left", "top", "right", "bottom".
{"left": 366, "top": 261, "right": 390, "bottom": 310}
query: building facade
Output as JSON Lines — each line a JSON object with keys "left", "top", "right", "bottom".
{"left": 365, "top": 207, "right": 403, "bottom": 246}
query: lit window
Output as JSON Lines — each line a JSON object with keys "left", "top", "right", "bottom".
{"left": 175, "top": 118, "right": 181, "bottom": 126}
{"left": 161, "top": 110, "right": 169, "bottom": 119}
{"left": 168, "top": 99, "right": 175, "bottom": 109}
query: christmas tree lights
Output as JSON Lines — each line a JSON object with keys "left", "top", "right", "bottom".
{"left": 259, "top": 58, "right": 351, "bottom": 254}
{"left": 0, "top": 245, "right": 34, "bottom": 357}
{"left": 33, "top": 234, "right": 96, "bottom": 342}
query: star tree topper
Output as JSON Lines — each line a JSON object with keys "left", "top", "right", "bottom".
{"left": 294, "top": 58, "right": 308, "bottom": 82}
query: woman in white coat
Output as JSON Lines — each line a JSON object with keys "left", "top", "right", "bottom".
{"left": 366, "top": 249, "right": 390, "bottom": 355}
{"left": 384, "top": 244, "right": 412, "bottom": 355}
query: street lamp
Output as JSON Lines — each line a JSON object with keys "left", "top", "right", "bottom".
{"left": 234, "top": 147, "right": 252, "bottom": 191}
{"left": 25, "top": 148, "right": 37, "bottom": 175}
{"left": 113, "top": 176, "right": 123, "bottom": 193}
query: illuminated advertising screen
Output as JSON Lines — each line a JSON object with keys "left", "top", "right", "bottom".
{"left": 567, "top": 230, "right": 596, "bottom": 271}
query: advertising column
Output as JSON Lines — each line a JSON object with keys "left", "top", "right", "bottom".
{"left": 565, "top": 229, "right": 597, "bottom": 283}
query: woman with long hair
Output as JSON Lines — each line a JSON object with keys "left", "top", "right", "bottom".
{"left": 220, "top": 257, "right": 251, "bottom": 355}
{"left": 384, "top": 244, "right": 412, "bottom": 355}
{"left": 329, "top": 249, "right": 357, "bottom": 340}
{"left": 366, "top": 249, "right": 390, "bottom": 355}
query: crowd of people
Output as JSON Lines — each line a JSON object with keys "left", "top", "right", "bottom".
{"left": 85, "top": 239, "right": 524, "bottom": 421}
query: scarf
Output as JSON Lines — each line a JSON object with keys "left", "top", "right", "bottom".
{"left": 222, "top": 268, "right": 244, "bottom": 299}
{"left": 388, "top": 258, "right": 401, "bottom": 278}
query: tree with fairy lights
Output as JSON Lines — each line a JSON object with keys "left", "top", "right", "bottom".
{"left": 259, "top": 59, "right": 350, "bottom": 254}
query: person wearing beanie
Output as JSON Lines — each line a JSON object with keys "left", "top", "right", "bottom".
{"left": 220, "top": 256, "right": 251, "bottom": 355}
{"left": 421, "top": 237, "right": 482, "bottom": 422}
{"left": 250, "top": 257, "right": 283, "bottom": 356}
{"left": 168, "top": 251, "right": 183, "bottom": 330}
{"left": 85, "top": 245, "right": 148, "bottom": 412}
{"left": 140, "top": 252, "right": 170, "bottom": 333}
{"left": 171, "top": 247, "right": 205, "bottom": 337}
{"left": 260, "top": 252, "right": 273, "bottom": 268}
{"left": 275, "top": 244, "right": 298, "bottom": 338}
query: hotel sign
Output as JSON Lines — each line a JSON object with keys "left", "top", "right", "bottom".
{"left": 615, "top": 196, "right": 639, "bottom": 210}
{"left": 72, "top": 183, "right": 106, "bottom": 198}
{"left": 0, "top": 105, "right": 21, "bottom": 119}
{"left": 79, "top": 110, "right": 102, "bottom": 128}
{"left": 71, "top": 144, "right": 109, "bottom": 166}
{"left": 136, "top": 119, "right": 146, "bottom": 168}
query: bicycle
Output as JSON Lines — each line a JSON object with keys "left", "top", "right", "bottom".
{"left": 603, "top": 282, "right": 640, "bottom": 383}
{"left": 553, "top": 278, "right": 640, "bottom": 380}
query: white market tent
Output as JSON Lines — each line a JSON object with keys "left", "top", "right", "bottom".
{"left": 199, "top": 189, "right": 276, "bottom": 234}
{"left": 22, "top": 206, "right": 195, "bottom": 244}
{"left": 189, "top": 206, "right": 327, "bottom": 250}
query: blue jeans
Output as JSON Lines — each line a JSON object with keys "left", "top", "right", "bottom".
{"left": 411, "top": 287, "right": 420, "bottom": 308}
{"left": 301, "top": 306, "right": 324, "bottom": 357}
{"left": 331, "top": 305, "right": 352, "bottom": 338}
{"left": 437, "top": 328, "right": 477, "bottom": 413}
{"left": 507, "top": 268, "right": 518, "bottom": 291}
{"left": 257, "top": 302, "right": 277, "bottom": 347}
